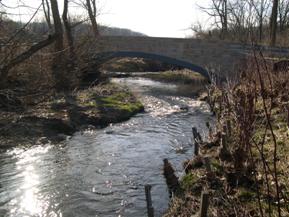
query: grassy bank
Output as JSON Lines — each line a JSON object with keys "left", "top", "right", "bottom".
{"left": 141, "top": 70, "right": 208, "bottom": 85}
{"left": 164, "top": 60, "right": 289, "bottom": 216}
{"left": 0, "top": 82, "right": 144, "bottom": 149}
{"left": 100, "top": 57, "right": 176, "bottom": 72}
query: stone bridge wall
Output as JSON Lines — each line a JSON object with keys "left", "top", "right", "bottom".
{"left": 86, "top": 36, "right": 289, "bottom": 78}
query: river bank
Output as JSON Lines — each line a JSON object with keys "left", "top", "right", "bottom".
{"left": 0, "top": 82, "right": 144, "bottom": 149}
{"left": 163, "top": 67, "right": 289, "bottom": 216}
{"left": 107, "top": 69, "right": 208, "bottom": 85}
{"left": 100, "top": 57, "right": 208, "bottom": 85}
{"left": 0, "top": 77, "right": 213, "bottom": 217}
{"left": 139, "top": 69, "right": 207, "bottom": 85}
{"left": 0, "top": 68, "right": 206, "bottom": 150}
{"left": 100, "top": 57, "right": 177, "bottom": 73}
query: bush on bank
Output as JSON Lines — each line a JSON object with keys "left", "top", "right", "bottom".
{"left": 164, "top": 58, "right": 289, "bottom": 217}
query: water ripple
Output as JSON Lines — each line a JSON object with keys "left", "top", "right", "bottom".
{"left": 0, "top": 77, "right": 213, "bottom": 217}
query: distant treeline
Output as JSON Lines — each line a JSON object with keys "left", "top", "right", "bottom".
{"left": 194, "top": 0, "right": 288, "bottom": 47}
{"left": 0, "top": 19, "right": 146, "bottom": 42}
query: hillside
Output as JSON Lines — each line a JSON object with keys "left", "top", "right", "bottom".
{"left": 26, "top": 21, "right": 146, "bottom": 37}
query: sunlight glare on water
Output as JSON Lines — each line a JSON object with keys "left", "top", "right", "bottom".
{"left": 3, "top": 145, "right": 57, "bottom": 216}
{"left": 0, "top": 77, "right": 214, "bottom": 217}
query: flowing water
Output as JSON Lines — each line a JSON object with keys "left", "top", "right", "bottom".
{"left": 0, "top": 77, "right": 213, "bottom": 217}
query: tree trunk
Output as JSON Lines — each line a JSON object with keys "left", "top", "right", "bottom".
{"left": 42, "top": 0, "right": 52, "bottom": 31}
{"left": 223, "top": 0, "right": 228, "bottom": 38}
{"left": 86, "top": 0, "right": 99, "bottom": 37}
{"left": 270, "top": 0, "right": 279, "bottom": 46}
{"left": 259, "top": 16, "right": 263, "bottom": 42}
{"left": 63, "top": 0, "right": 77, "bottom": 70}
{"left": 50, "top": 0, "right": 67, "bottom": 90}
{"left": 0, "top": 35, "right": 56, "bottom": 87}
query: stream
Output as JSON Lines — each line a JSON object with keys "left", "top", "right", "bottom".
{"left": 0, "top": 77, "right": 213, "bottom": 217}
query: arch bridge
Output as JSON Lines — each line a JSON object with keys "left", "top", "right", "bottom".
{"left": 84, "top": 36, "right": 289, "bottom": 79}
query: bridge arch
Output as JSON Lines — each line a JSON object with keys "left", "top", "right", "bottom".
{"left": 92, "top": 51, "right": 210, "bottom": 79}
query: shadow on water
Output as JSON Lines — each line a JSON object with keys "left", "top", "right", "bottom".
{"left": 0, "top": 77, "right": 213, "bottom": 217}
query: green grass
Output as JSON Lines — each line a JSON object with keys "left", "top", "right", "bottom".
{"left": 142, "top": 70, "right": 207, "bottom": 84}
{"left": 180, "top": 173, "right": 199, "bottom": 190}
{"left": 100, "top": 58, "right": 150, "bottom": 72}
{"left": 76, "top": 86, "right": 143, "bottom": 113}
{"left": 98, "top": 92, "right": 144, "bottom": 113}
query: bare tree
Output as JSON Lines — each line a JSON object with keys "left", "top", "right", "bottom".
{"left": 85, "top": 0, "right": 99, "bottom": 37}
{"left": 227, "top": 0, "right": 249, "bottom": 42}
{"left": 0, "top": 35, "right": 56, "bottom": 83}
{"left": 197, "top": 0, "right": 289, "bottom": 46}
{"left": 278, "top": 0, "right": 289, "bottom": 32}
{"left": 249, "top": 0, "right": 270, "bottom": 42}
{"left": 50, "top": 0, "right": 64, "bottom": 53}
{"left": 50, "top": 0, "right": 67, "bottom": 90}
{"left": 270, "top": 0, "right": 279, "bottom": 46}
{"left": 0, "top": 2, "right": 56, "bottom": 87}
{"left": 200, "top": 0, "right": 229, "bottom": 39}
{"left": 63, "top": 0, "right": 77, "bottom": 69}
{"left": 42, "top": 0, "right": 52, "bottom": 31}
{"left": 0, "top": 3, "right": 5, "bottom": 31}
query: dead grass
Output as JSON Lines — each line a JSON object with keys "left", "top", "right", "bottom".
{"left": 164, "top": 56, "right": 289, "bottom": 217}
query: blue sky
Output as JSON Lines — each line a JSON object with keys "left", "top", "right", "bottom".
{"left": 4, "top": 0, "right": 211, "bottom": 38}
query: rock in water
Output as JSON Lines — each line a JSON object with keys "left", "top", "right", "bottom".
{"left": 179, "top": 105, "right": 189, "bottom": 111}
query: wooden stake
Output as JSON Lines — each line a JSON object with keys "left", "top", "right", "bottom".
{"left": 226, "top": 119, "right": 231, "bottom": 137}
{"left": 199, "top": 192, "right": 210, "bottom": 217}
{"left": 195, "top": 141, "right": 199, "bottom": 156}
{"left": 145, "top": 185, "right": 154, "bottom": 217}
{"left": 222, "top": 125, "right": 227, "bottom": 150}
{"left": 287, "top": 106, "right": 289, "bottom": 128}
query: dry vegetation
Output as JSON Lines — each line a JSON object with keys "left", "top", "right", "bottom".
{"left": 0, "top": 82, "right": 144, "bottom": 148}
{"left": 100, "top": 57, "right": 177, "bottom": 72}
{"left": 164, "top": 53, "right": 289, "bottom": 217}
{"left": 194, "top": 0, "right": 289, "bottom": 47}
{"left": 0, "top": 1, "right": 147, "bottom": 148}
{"left": 140, "top": 69, "right": 208, "bottom": 85}
{"left": 0, "top": 0, "right": 106, "bottom": 104}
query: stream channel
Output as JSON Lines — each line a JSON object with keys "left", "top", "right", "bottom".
{"left": 0, "top": 76, "right": 213, "bottom": 217}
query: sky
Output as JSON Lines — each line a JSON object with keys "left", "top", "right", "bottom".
{"left": 3, "top": 0, "right": 211, "bottom": 38}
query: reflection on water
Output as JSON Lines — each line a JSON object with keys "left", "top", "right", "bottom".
{"left": 1, "top": 146, "right": 54, "bottom": 216}
{"left": 20, "top": 165, "right": 40, "bottom": 215}
{"left": 0, "top": 77, "right": 213, "bottom": 217}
